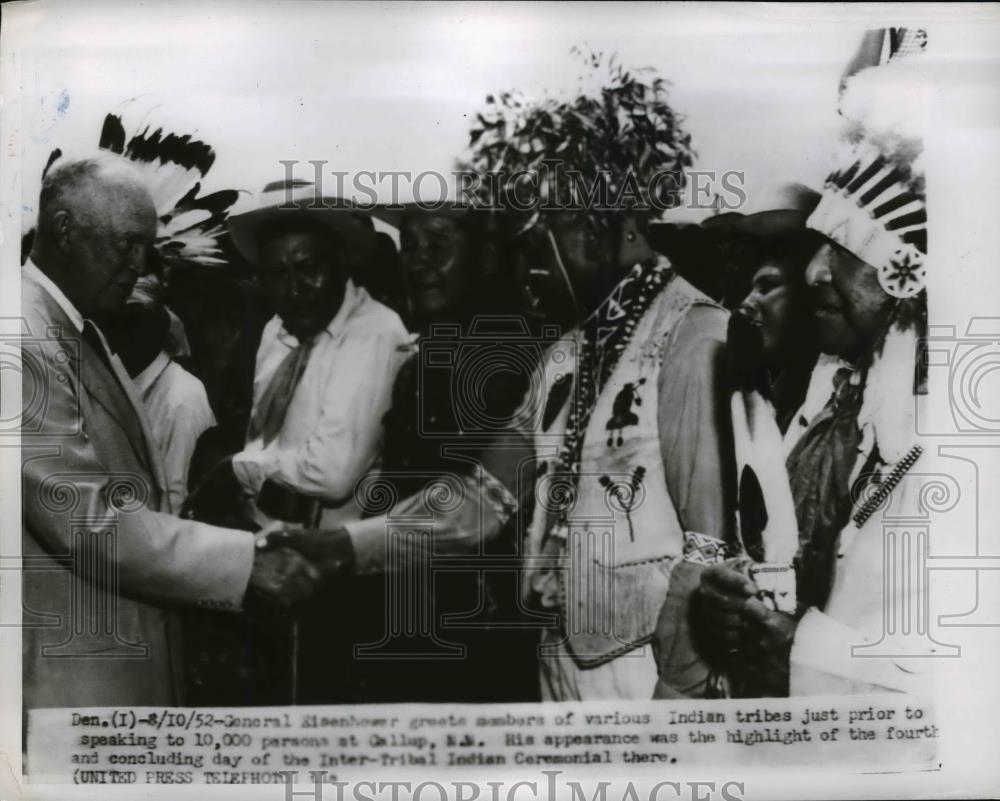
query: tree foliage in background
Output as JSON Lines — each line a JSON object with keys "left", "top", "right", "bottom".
{"left": 465, "top": 46, "right": 696, "bottom": 232}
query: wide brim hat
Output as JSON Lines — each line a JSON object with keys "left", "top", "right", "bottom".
{"left": 646, "top": 221, "right": 712, "bottom": 258}
{"left": 227, "top": 178, "right": 377, "bottom": 267}
{"left": 365, "top": 170, "right": 481, "bottom": 230}
{"left": 699, "top": 181, "right": 821, "bottom": 238}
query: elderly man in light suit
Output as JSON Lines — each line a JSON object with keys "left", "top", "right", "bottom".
{"left": 21, "top": 153, "right": 320, "bottom": 709}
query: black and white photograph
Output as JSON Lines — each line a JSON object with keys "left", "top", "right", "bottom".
{"left": 1, "top": 2, "right": 999, "bottom": 799}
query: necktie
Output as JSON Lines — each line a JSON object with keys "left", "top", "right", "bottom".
{"left": 247, "top": 337, "right": 316, "bottom": 446}
{"left": 82, "top": 320, "right": 114, "bottom": 375}
{"left": 81, "top": 319, "right": 152, "bottom": 471}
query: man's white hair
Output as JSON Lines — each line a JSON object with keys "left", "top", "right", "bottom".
{"left": 34, "top": 151, "right": 150, "bottom": 244}
{"left": 39, "top": 151, "right": 147, "bottom": 213}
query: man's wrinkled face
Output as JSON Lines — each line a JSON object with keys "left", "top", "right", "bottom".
{"left": 258, "top": 229, "right": 347, "bottom": 341}
{"left": 805, "top": 241, "right": 893, "bottom": 359}
{"left": 67, "top": 183, "right": 157, "bottom": 319}
{"left": 399, "top": 213, "right": 472, "bottom": 320}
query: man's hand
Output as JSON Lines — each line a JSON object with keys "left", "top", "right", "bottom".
{"left": 692, "top": 562, "right": 757, "bottom": 662}
{"left": 257, "top": 528, "right": 357, "bottom": 581}
{"left": 254, "top": 470, "right": 516, "bottom": 585}
{"left": 245, "top": 547, "right": 322, "bottom": 612}
{"left": 739, "top": 598, "right": 797, "bottom": 697}
{"left": 387, "top": 470, "right": 517, "bottom": 550}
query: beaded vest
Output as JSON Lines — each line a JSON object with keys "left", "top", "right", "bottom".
{"left": 526, "top": 267, "right": 718, "bottom": 667}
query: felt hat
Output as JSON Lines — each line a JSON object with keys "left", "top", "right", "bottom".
{"left": 700, "top": 181, "right": 821, "bottom": 239}
{"left": 227, "top": 178, "right": 376, "bottom": 266}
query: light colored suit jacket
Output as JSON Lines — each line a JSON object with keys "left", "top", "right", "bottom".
{"left": 21, "top": 269, "right": 255, "bottom": 709}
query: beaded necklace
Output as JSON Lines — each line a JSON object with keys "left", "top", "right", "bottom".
{"left": 549, "top": 257, "right": 673, "bottom": 538}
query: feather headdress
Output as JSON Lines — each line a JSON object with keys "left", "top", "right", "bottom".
{"left": 36, "top": 112, "right": 240, "bottom": 273}
{"left": 99, "top": 113, "right": 239, "bottom": 270}
{"left": 808, "top": 49, "right": 931, "bottom": 300}
{"left": 814, "top": 32, "right": 932, "bottom": 466}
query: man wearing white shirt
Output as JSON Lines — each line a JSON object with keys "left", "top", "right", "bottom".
{"left": 138, "top": 351, "right": 216, "bottom": 511}
{"left": 102, "top": 302, "right": 217, "bottom": 514}
{"left": 182, "top": 179, "right": 410, "bottom": 704}
{"left": 221, "top": 179, "right": 409, "bottom": 530}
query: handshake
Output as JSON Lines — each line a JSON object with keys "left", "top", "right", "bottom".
{"left": 244, "top": 525, "right": 357, "bottom": 612}
{"left": 242, "top": 468, "right": 518, "bottom": 613}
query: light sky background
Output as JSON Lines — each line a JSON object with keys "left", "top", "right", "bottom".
{"left": 9, "top": 1, "right": 886, "bottom": 225}
{"left": 7, "top": 1, "right": 1000, "bottom": 317}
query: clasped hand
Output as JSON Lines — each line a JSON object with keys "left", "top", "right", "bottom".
{"left": 246, "top": 543, "right": 322, "bottom": 612}
{"left": 246, "top": 470, "right": 515, "bottom": 610}
{"left": 692, "top": 562, "right": 798, "bottom": 696}
{"left": 246, "top": 520, "right": 356, "bottom": 611}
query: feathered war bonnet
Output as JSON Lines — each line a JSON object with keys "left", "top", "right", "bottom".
{"left": 811, "top": 31, "right": 931, "bottom": 466}
{"left": 34, "top": 112, "right": 241, "bottom": 356}
{"left": 36, "top": 112, "right": 240, "bottom": 285}
{"left": 809, "top": 39, "right": 930, "bottom": 301}
{"left": 96, "top": 113, "right": 241, "bottom": 276}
